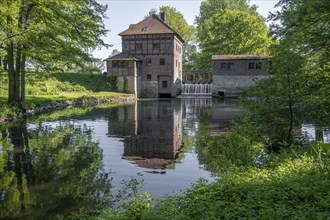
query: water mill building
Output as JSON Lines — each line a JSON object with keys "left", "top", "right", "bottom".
{"left": 212, "top": 55, "right": 272, "bottom": 97}
{"left": 105, "top": 13, "right": 184, "bottom": 98}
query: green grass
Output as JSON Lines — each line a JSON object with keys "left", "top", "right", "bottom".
{"left": 24, "top": 72, "right": 97, "bottom": 95}
{"left": 0, "top": 71, "right": 133, "bottom": 119}
{"left": 0, "top": 71, "right": 108, "bottom": 96}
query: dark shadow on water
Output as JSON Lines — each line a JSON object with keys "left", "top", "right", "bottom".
{"left": 0, "top": 121, "right": 113, "bottom": 219}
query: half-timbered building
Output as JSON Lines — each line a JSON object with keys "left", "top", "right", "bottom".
{"left": 105, "top": 13, "right": 184, "bottom": 98}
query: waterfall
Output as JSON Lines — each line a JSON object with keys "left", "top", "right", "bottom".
{"left": 181, "top": 83, "right": 212, "bottom": 95}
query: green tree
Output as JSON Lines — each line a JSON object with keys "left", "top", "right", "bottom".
{"left": 0, "top": 0, "right": 109, "bottom": 106}
{"left": 110, "top": 49, "right": 121, "bottom": 57}
{"left": 195, "top": 0, "right": 253, "bottom": 27}
{"left": 243, "top": 0, "right": 330, "bottom": 150}
{"left": 269, "top": 0, "right": 330, "bottom": 109}
{"left": 244, "top": 44, "right": 305, "bottom": 150}
{"left": 195, "top": 0, "right": 271, "bottom": 70}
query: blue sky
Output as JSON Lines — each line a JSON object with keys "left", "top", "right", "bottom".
{"left": 93, "top": 0, "right": 279, "bottom": 60}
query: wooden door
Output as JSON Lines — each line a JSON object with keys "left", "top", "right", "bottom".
{"left": 158, "top": 76, "right": 171, "bottom": 95}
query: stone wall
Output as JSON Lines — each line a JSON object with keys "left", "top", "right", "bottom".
{"left": 212, "top": 75, "right": 272, "bottom": 97}
{"left": 140, "top": 81, "right": 158, "bottom": 98}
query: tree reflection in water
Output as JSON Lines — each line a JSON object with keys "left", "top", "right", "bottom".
{"left": 0, "top": 122, "right": 112, "bottom": 219}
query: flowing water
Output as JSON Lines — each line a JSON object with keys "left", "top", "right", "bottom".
{"left": 181, "top": 83, "right": 212, "bottom": 95}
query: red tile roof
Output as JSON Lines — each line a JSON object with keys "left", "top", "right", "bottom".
{"left": 119, "top": 14, "right": 184, "bottom": 43}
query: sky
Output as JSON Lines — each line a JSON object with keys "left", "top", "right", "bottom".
{"left": 93, "top": 0, "right": 279, "bottom": 60}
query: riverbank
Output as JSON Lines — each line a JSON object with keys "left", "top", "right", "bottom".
{"left": 0, "top": 92, "right": 135, "bottom": 123}
{"left": 0, "top": 71, "right": 136, "bottom": 122}
{"left": 94, "top": 126, "right": 330, "bottom": 220}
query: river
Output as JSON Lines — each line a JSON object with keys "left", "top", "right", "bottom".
{"left": 2, "top": 97, "right": 327, "bottom": 219}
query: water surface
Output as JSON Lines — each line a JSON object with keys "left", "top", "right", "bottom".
{"left": 0, "top": 98, "right": 243, "bottom": 218}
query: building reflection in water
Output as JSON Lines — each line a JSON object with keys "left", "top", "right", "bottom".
{"left": 108, "top": 99, "right": 183, "bottom": 170}
{"left": 181, "top": 97, "right": 244, "bottom": 136}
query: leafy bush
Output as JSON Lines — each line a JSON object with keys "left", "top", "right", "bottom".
{"left": 107, "top": 76, "right": 118, "bottom": 91}
{"left": 149, "top": 146, "right": 330, "bottom": 220}
{"left": 91, "top": 142, "right": 330, "bottom": 220}
{"left": 25, "top": 72, "right": 100, "bottom": 95}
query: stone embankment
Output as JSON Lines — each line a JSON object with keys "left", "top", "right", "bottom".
{"left": 0, "top": 95, "right": 136, "bottom": 123}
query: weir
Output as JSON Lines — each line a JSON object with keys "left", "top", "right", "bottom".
{"left": 181, "top": 83, "right": 213, "bottom": 95}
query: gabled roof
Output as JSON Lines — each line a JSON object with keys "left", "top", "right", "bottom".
{"left": 119, "top": 14, "right": 184, "bottom": 43}
{"left": 212, "top": 55, "right": 271, "bottom": 60}
{"left": 104, "top": 51, "right": 141, "bottom": 61}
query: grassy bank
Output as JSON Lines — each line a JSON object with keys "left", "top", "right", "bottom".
{"left": 68, "top": 121, "right": 330, "bottom": 220}
{"left": 68, "top": 142, "right": 330, "bottom": 220}
{"left": 0, "top": 71, "right": 134, "bottom": 120}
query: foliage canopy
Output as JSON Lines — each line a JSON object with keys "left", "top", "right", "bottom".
{"left": 194, "top": 0, "right": 271, "bottom": 69}
{"left": 0, "top": 0, "right": 109, "bottom": 104}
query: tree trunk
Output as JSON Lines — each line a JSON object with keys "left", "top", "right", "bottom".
{"left": 6, "top": 10, "right": 21, "bottom": 104}
{"left": 7, "top": 40, "right": 16, "bottom": 104}
{"left": 21, "top": 49, "right": 26, "bottom": 107}
{"left": 286, "top": 73, "right": 294, "bottom": 145}
{"left": 15, "top": 46, "right": 22, "bottom": 102}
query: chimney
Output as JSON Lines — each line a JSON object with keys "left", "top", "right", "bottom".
{"left": 160, "top": 12, "right": 166, "bottom": 23}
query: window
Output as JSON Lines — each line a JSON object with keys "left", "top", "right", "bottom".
{"left": 112, "top": 60, "right": 129, "bottom": 68}
{"left": 153, "top": 43, "right": 160, "bottom": 50}
{"left": 162, "top": 81, "right": 168, "bottom": 88}
{"left": 123, "top": 61, "right": 129, "bottom": 68}
{"left": 142, "top": 26, "right": 149, "bottom": 32}
{"left": 256, "top": 62, "right": 262, "bottom": 69}
{"left": 147, "top": 74, "right": 151, "bottom": 80}
{"left": 146, "top": 58, "right": 151, "bottom": 66}
{"left": 160, "top": 58, "right": 165, "bottom": 65}
{"left": 220, "top": 62, "right": 234, "bottom": 70}
{"left": 112, "top": 60, "right": 119, "bottom": 68}
{"left": 220, "top": 63, "right": 227, "bottom": 70}
{"left": 227, "top": 62, "right": 233, "bottom": 70}
{"left": 248, "top": 62, "right": 255, "bottom": 69}
{"left": 135, "top": 43, "right": 142, "bottom": 50}
{"left": 176, "top": 60, "right": 178, "bottom": 67}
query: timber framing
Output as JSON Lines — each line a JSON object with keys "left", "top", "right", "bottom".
{"left": 105, "top": 13, "right": 184, "bottom": 98}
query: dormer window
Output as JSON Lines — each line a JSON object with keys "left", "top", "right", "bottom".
{"left": 142, "top": 26, "right": 149, "bottom": 32}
